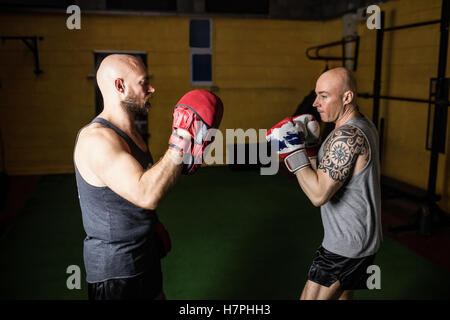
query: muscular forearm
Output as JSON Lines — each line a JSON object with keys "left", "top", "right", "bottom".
{"left": 295, "top": 167, "right": 326, "bottom": 207}
{"left": 138, "top": 149, "right": 183, "bottom": 210}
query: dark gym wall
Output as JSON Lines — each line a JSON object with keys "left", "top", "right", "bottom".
{"left": 314, "top": 0, "right": 450, "bottom": 211}
{"left": 357, "top": 0, "right": 450, "bottom": 211}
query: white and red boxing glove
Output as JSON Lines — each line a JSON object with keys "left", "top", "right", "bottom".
{"left": 265, "top": 117, "right": 310, "bottom": 173}
{"left": 168, "top": 90, "right": 223, "bottom": 175}
{"left": 292, "top": 114, "right": 321, "bottom": 161}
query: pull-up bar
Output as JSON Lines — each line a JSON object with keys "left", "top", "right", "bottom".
{"left": 0, "top": 36, "right": 44, "bottom": 75}
{"left": 358, "top": 93, "right": 450, "bottom": 106}
{"left": 305, "top": 36, "right": 359, "bottom": 71}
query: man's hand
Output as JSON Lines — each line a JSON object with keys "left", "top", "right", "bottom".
{"left": 169, "top": 90, "right": 223, "bottom": 175}
{"left": 292, "top": 114, "right": 321, "bottom": 161}
{"left": 266, "top": 117, "right": 311, "bottom": 173}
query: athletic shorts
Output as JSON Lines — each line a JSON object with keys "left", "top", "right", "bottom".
{"left": 87, "top": 262, "right": 163, "bottom": 300}
{"left": 307, "top": 246, "right": 376, "bottom": 290}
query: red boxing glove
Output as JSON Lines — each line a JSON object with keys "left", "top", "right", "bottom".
{"left": 169, "top": 90, "right": 224, "bottom": 175}
{"left": 155, "top": 220, "right": 171, "bottom": 258}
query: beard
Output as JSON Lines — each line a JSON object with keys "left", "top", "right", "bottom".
{"left": 120, "top": 94, "right": 151, "bottom": 116}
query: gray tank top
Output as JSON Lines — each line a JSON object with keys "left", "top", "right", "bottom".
{"left": 318, "top": 115, "right": 383, "bottom": 258}
{"left": 74, "top": 118, "right": 159, "bottom": 283}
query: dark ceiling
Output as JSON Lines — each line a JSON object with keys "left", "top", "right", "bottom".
{"left": 0, "top": 0, "right": 389, "bottom": 20}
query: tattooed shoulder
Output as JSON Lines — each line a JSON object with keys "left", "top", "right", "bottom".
{"left": 318, "top": 125, "right": 368, "bottom": 182}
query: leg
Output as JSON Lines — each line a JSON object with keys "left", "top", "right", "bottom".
{"left": 300, "top": 280, "right": 343, "bottom": 300}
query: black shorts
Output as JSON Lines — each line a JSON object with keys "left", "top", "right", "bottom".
{"left": 308, "top": 246, "right": 376, "bottom": 291}
{"left": 88, "top": 262, "right": 163, "bottom": 300}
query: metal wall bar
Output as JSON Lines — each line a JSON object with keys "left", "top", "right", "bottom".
{"left": 372, "top": 12, "right": 384, "bottom": 129}
{"left": 428, "top": 0, "right": 449, "bottom": 200}
{"left": 359, "top": 93, "right": 450, "bottom": 105}
{"left": 305, "top": 36, "right": 359, "bottom": 67}
{"left": 384, "top": 19, "right": 441, "bottom": 32}
{"left": 366, "top": 0, "right": 449, "bottom": 203}
{"left": 0, "top": 36, "right": 44, "bottom": 74}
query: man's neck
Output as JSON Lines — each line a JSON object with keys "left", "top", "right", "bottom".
{"left": 335, "top": 104, "right": 360, "bottom": 128}
{"left": 98, "top": 103, "right": 137, "bottom": 135}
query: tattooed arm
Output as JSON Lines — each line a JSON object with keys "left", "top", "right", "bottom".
{"left": 294, "top": 125, "right": 369, "bottom": 207}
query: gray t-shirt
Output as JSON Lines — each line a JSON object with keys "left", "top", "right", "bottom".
{"left": 318, "top": 115, "right": 383, "bottom": 258}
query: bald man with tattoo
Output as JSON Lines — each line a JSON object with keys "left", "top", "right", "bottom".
{"left": 267, "top": 67, "right": 382, "bottom": 300}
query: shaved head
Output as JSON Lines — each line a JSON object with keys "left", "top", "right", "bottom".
{"left": 97, "top": 54, "right": 145, "bottom": 94}
{"left": 96, "top": 54, "right": 153, "bottom": 115}
{"left": 317, "top": 67, "right": 357, "bottom": 104}
{"left": 313, "top": 67, "right": 359, "bottom": 123}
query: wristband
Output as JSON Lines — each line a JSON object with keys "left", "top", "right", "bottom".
{"left": 284, "top": 149, "right": 310, "bottom": 173}
{"left": 168, "top": 129, "right": 191, "bottom": 153}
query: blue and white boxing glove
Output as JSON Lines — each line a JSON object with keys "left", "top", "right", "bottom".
{"left": 292, "top": 114, "right": 321, "bottom": 162}
{"left": 265, "top": 117, "right": 311, "bottom": 173}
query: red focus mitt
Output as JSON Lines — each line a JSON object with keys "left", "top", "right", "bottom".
{"left": 168, "top": 90, "right": 224, "bottom": 174}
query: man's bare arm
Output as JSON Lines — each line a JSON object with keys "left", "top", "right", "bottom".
{"left": 294, "top": 125, "right": 368, "bottom": 206}
{"left": 137, "top": 149, "right": 184, "bottom": 210}
{"left": 82, "top": 128, "right": 187, "bottom": 210}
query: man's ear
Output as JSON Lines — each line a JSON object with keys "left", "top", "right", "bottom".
{"left": 114, "top": 78, "right": 125, "bottom": 94}
{"left": 343, "top": 90, "right": 354, "bottom": 105}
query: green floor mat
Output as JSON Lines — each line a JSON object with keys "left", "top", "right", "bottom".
{"left": 1, "top": 167, "right": 449, "bottom": 299}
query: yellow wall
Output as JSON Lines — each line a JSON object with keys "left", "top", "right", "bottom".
{"left": 0, "top": 13, "right": 192, "bottom": 174}
{"left": 214, "top": 18, "right": 324, "bottom": 131}
{"left": 0, "top": 11, "right": 326, "bottom": 175}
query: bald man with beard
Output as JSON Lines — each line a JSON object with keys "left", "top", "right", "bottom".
{"left": 73, "top": 54, "right": 190, "bottom": 300}
{"left": 267, "top": 67, "right": 382, "bottom": 300}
